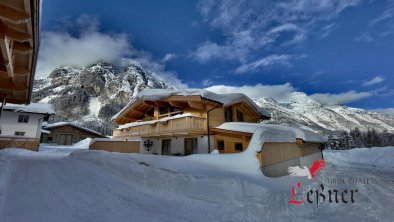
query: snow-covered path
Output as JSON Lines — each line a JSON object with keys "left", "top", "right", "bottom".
{"left": 1, "top": 146, "right": 394, "bottom": 222}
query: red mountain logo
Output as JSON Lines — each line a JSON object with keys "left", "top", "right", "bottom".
{"left": 287, "top": 159, "right": 326, "bottom": 205}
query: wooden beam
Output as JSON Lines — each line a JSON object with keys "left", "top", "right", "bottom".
{"left": 142, "top": 100, "right": 156, "bottom": 106}
{"left": 0, "top": 36, "right": 14, "bottom": 77}
{"left": 14, "top": 66, "right": 29, "bottom": 76}
{"left": 169, "top": 100, "right": 188, "bottom": 108}
{"left": 4, "top": 26, "right": 31, "bottom": 42}
{"left": 155, "top": 101, "right": 169, "bottom": 106}
{"left": 130, "top": 109, "right": 145, "bottom": 116}
{"left": 188, "top": 101, "right": 205, "bottom": 110}
{"left": 0, "top": 3, "right": 30, "bottom": 24}
{"left": 13, "top": 42, "right": 32, "bottom": 54}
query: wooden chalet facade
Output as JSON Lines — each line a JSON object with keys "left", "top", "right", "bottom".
{"left": 110, "top": 89, "right": 271, "bottom": 155}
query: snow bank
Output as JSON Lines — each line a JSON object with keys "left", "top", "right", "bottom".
{"left": 71, "top": 138, "right": 92, "bottom": 148}
{"left": 0, "top": 148, "right": 38, "bottom": 156}
{"left": 324, "top": 147, "right": 394, "bottom": 169}
{"left": 69, "top": 150, "right": 294, "bottom": 208}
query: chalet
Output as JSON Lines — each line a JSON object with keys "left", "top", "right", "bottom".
{"left": 0, "top": 103, "right": 54, "bottom": 151}
{"left": 41, "top": 122, "right": 106, "bottom": 145}
{"left": 105, "top": 89, "right": 327, "bottom": 177}
{"left": 110, "top": 89, "right": 271, "bottom": 155}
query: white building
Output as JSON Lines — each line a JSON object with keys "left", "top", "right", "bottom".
{"left": 0, "top": 103, "right": 55, "bottom": 151}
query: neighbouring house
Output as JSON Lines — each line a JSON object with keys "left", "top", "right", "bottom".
{"left": 41, "top": 122, "right": 106, "bottom": 145}
{"left": 108, "top": 89, "right": 271, "bottom": 155}
{"left": 0, "top": 103, "right": 54, "bottom": 151}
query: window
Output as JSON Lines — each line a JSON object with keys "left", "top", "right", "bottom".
{"left": 14, "top": 131, "right": 25, "bottom": 136}
{"left": 224, "top": 107, "right": 232, "bottom": 122}
{"left": 236, "top": 110, "right": 244, "bottom": 122}
{"left": 18, "top": 115, "right": 29, "bottom": 123}
{"left": 234, "top": 142, "right": 243, "bottom": 151}
{"left": 217, "top": 140, "right": 224, "bottom": 150}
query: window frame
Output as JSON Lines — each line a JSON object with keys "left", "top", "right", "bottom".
{"left": 234, "top": 142, "right": 243, "bottom": 151}
{"left": 17, "top": 114, "right": 29, "bottom": 123}
{"left": 217, "top": 140, "right": 225, "bottom": 150}
{"left": 14, "top": 131, "right": 26, "bottom": 136}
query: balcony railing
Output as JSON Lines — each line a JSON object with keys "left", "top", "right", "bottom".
{"left": 113, "top": 116, "right": 207, "bottom": 138}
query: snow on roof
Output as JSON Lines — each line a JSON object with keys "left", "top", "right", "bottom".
{"left": 112, "top": 88, "right": 271, "bottom": 121}
{"left": 43, "top": 122, "right": 105, "bottom": 137}
{"left": 3, "top": 103, "right": 55, "bottom": 115}
{"left": 117, "top": 113, "right": 197, "bottom": 130}
{"left": 215, "top": 122, "right": 327, "bottom": 143}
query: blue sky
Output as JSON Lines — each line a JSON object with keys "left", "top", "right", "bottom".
{"left": 37, "top": 0, "right": 394, "bottom": 113}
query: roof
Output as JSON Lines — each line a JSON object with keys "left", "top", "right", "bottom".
{"left": 112, "top": 89, "right": 271, "bottom": 122}
{"left": 214, "top": 122, "right": 327, "bottom": 143}
{"left": 43, "top": 122, "right": 106, "bottom": 138}
{"left": 3, "top": 103, "right": 55, "bottom": 115}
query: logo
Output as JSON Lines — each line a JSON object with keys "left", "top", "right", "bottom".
{"left": 143, "top": 139, "right": 154, "bottom": 151}
{"left": 287, "top": 159, "right": 359, "bottom": 206}
{"left": 287, "top": 159, "right": 326, "bottom": 205}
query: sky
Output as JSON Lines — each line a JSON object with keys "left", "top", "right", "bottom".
{"left": 37, "top": 0, "right": 394, "bottom": 114}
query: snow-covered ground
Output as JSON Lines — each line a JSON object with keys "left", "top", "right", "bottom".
{"left": 0, "top": 145, "right": 393, "bottom": 222}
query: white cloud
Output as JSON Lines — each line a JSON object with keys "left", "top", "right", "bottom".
{"left": 371, "top": 108, "right": 394, "bottom": 116}
{"left": 235, "top": 54, "right": 306, "bottom": 74}
{"left": 161, "top": 53, "right": 176, "bottom": 63}
{"left": 206, "top": 83, "right": 375, "bottom": 106}
{"left": 363, "top": 76, "right": 384, "bottom": 86}
{"left": 356, "top": 1, "right": 394, "bottom": 42}
{"left": 205, "top": 83, "right": 296, "bottom": 102}
{"left": 202, "top": 79, "right": 214, "bottom": 86}
{"left": 310, "top": 90, "right": 372, "bottom": 105}
{"left": 36, "top": 14, "right": 187, "bottom": 89}
{"left": 37, "top": 24, "right": 130, "bottom": 77}
{"left": 194, "top": 0, "right": 364, "bottom": 68}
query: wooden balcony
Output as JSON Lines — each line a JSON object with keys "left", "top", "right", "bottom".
{"left": 113, "top": 116, "right": 207, "bottom": 139}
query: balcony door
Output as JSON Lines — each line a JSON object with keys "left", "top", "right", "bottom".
{"left": 184, "top": 138, "right": 198, "bottom": 155}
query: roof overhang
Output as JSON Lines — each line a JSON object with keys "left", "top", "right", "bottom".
{"left": 114, "top": 95, "right": 223, "bottom": 125}
{"left": 0, "top": 0, "right": 40, "bottom": 104}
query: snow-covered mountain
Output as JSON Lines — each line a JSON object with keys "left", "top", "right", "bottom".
{"left": 32, "top": 61, "right": 394, "bottom": 135}
{"left": 258, "top": 92, "right": 394, "bottom": 133}
{"left": 32, "top": 62, "right": 176, "bottom": 135}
